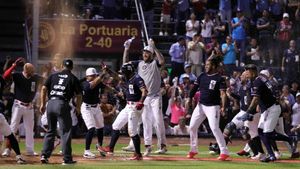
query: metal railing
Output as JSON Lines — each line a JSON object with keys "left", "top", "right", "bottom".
{"left": 134, "top": 0, "right": 148, "bottom": 47}
{"left": 24, "top": 20, "right": 32, "bottom": 62}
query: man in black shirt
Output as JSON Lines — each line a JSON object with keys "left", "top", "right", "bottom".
{"left": 40, "top": 59, "right": 82, "bottom": 165}
{"left": 187, "top": 56, "right": 229, "bottom": 161}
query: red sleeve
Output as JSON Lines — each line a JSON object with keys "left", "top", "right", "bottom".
{"left": 3, "top": 64, "right": 16, "bottom": 80}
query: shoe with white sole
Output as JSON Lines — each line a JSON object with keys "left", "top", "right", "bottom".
{"left": 154, "top": 146, "right": 167, "bottom": 154}
{"left": 274, "top": 151, "right": 282, "bottom": 160}
{"left": 143, "top": 146, "right": 152, "bottom": 157}
{"left": 83, "top": 150, "right": 96, "bottom": 159}
{"left": 2, "top": 148, "right": 11, "bottom": 157}
{"left": 16, "top": 155, "right": 26, "bottom": 164}
{"left": 122, "top": 145, "right": 135, "bottom": 152}
{"left": 27, "top": 151, "right": 39, "bottom": 156}
{"left": 251, "top": 153, "right": 265, "bottom": 160}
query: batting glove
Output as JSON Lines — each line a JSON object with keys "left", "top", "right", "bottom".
{"left": 135, "top": 102, "right": 144, "bottom": 110}
{"left": 14, "top": 57, "right": 24, "bottom": 66}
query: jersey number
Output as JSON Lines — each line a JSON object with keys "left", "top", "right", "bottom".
{"left": 129, "top": 84, "right": 134, "bottom": 94}
{"left": 209, "top": 80, "right": 216, "bottom": 90}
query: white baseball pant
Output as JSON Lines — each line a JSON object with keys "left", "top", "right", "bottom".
{"left": 142, "top": 95, "right": 167, "bottom": 147}
{"left": 0, "top": 113, "right": 12, "bottom": 137}
{"left": 258, "top": 104, "right": 281, "bottom": 133}
{"left": 244, "top": 113, "right": 260, "bottom": 139}
{"left": 81, "top": 103, "right": 104, "bottom": 130}
{"left": 112, "top": 102, "right": 142, "bottom": 137}
{"left": 10, "top": 100, "right": 35, "bottom": 153}
{"left": 189, "top": 103, "right": 229, "bottom": 155}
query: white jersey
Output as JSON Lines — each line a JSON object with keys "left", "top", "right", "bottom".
{"left": 292, "top": 102, "right": 300, "bottom": 126}
{"left": 137, "top": 60, "right": 161, "bottom": 96}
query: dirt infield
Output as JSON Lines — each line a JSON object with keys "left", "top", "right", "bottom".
{"left": 0, "top": 137, "right": 300, "bottom": 165}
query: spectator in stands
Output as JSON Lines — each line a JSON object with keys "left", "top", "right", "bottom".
{"left": 270, "top": 0, "right": 285, "bottom": 22}
{"left": 187, "top": 33, "right": 206, "bottom": 76}
{"left": 179, "top": 63, "right": 197, "bottom": 85}
{"left": 140, "top": 0, "right": 154, "bottom": 36}
{"left": 185, "top": 13, "right": 200, "bottom": 41}
{"left": 237, "top": 0, "right": 252, "bottom": 18}
{"left": 222, "top": 36, "right": 238, "bottom": 76}
{"left": 214, "top": 13, "right": 229, "bottom": 45}
{"left": 170, "top": 96, "right": 186, "bottom": 127}
{"left": 159, "top": 0, "right": 173, "bottom": 36}
{"left": 100, "top": 94, "right": 116, "bottom": 136}
{"left": 102, "top": 0, "right": 116, "bottom": 19}
{"left": 257, "top": 10, "right": 274, "bottom": 65}
{"left": 255, "top": 0, "right": 270, "bottom": 17}
{"left": 173, "top": 0, "right": 190, "bottom": 36}
{"left": 231, "top": 10, "right": 247, "bottom": 67}
{"left": 277, "top": 13, "right": 293, "bottom": 59}
{"left": 190, "top": 0, "right": 206, "bottom": 20}
{"left": 163, "top": 116, "right": 174, "bottom": 135}
{"left": 206, "top": 36, "right": 221, "bottom": 58}
{"left": 219, "top": 0, "right": 232, "bottom": 32}
{"left": 290, "top": 82, "right": 299, "bottom": 98}
{"left": 246, "top": 38, "right": 261, "bottom": 65}
{"left": 281, "top": 84, "right": 296, "bottom": 107}
{"left": 173, "top": 117, "right": 189, "bottom": 136}
{"left": 200, "top": 12, "right": 214, "bottom": 44}
{"left": 281, "top": 40, "right": 300, "bottom": 85}
{"left": 169, "top": 36, "right": 186, "bottom": 82}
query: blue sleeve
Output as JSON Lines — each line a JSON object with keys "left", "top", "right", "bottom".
{"left": 81, "top": 81, "right": 91, "bottom": 91}
{"left": 135, "top": 76, "right": 146, "bottom": 89}
{"left": 131, "top": 60, "right": 140, "bottom": 69}
{"left": 252, "top": 78, "right": 263, "bottom": 97}
{"left": 219, "top": 77, "right": 226, "bottom": 90}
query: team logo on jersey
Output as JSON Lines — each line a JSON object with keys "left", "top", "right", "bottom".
{"left": 142, "top": 64, "right": 147, "bottom": 70}
{"left": 209, "top": 80, "right": 216, "bottom": 90}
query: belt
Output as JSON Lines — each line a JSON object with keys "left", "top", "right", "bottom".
{"left": 85, "top": 103, "right": 98, "bottom": 108}
{"left": 15, "top": 100, "right": 31, "bottom": 107}
{"left": 50, "top": 97, "right": 67, "bottom": 101}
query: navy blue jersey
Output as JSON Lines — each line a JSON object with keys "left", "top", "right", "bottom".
{"left": 194, "top": 73, "right": 226, "bottom": 106}
{"left": 251, "top": 75, "right": 277, "bottom": 112}
{"left": 12, "top": 72, "right": 41, "bottom": 103}
{"left": 81, "top": 81, "right": 105, "bottom": 104}
{"left": 239, "top": 83, "right": 251, "bottom": 111}
{"left": 125, "top": 74, "right": 146, "bottom": 102}
{"left": 44, "top": 69, "right": 82, "bottom": 101}
{"left": 0, "top": 76, "right": 6, "bottom": 99}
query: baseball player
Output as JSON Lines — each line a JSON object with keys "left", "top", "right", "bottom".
{"left": 240, "top": 64, "right": 282, "bottom": 162}
{"left": 2, "top": 60, "right": 41, "bottom": 156}
{"left": 187, "top": 56, "right": 230, "bottom": 161}
{"left": 291, "top": 92, "right": 300, "bottom": 153}
{"left": 39, "top": 59, "right": 82, "bottom": 165}
{"left": 81, "top": 67, "right": 107, "bottom": 158}
{"left": 100, "top": 63, "right": 147, "bottom": 160}
{"left": 123, "top": 39, "right": 167, "bottom": 156}
{"left": 222, "top": 71, "right": 264, "bottom": 160}
{"left": 0, "top": 74, "right": 26, "bottom": 164}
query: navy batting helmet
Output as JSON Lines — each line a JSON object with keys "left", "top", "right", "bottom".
{"left": 121, "top": 63, "right": 135, "bottom": 75}
{"left": 63, "top": 59, "right": 73, "bottom": 69}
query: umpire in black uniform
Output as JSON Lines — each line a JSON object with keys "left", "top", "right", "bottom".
{"left": 39, "top": 59, "right": 82, "bottom": 165}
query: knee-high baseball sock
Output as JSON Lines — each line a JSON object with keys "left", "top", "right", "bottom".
{"left": 6, "top": 134, "right": 20, "bottom": 155}
{"left": 109, "top": 130, "right": 120, "bottom": 151}
{"left": 254, "top": 136, "right": 265, "bottom": 154}
{"left": 131, "top": 134, "right": 141, "bottom": 155}
{"left": 270, "top": 139, "right": 279, "bottom": 151}
{"left": 274, "top": 132, "right": 290, "bottom": 142}
{"left": 96, "top": 128, "right": 104, "bottom": 146}
{"left": 85, "top": 128, "right": 95, "bottom": 150}
{"left": 261, "top": 132, "right": 275, "bottom": 157}
{"left": 248, "top": 139, "right": 258, "bottom": 156}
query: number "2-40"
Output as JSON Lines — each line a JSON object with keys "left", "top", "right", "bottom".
{"left": 85, "top": 36, "right": 112, "bottom": 48}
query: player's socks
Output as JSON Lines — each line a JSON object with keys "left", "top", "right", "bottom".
{"left": 260, "top": 132, "right": 275, "bottom": 157}
{"left": 131, "top": 134, "right": 141, "bottom": 155}
{"left": 274, "top": 132, "right": 290, "bottom": 142}
{"left": 85, "top": 128, "right": 95, "bottom": 150}
{"left": 96, "top": 128, "right": 104, "bottom": 146}
{"left": 253, "top": 136, "right": 264, "bottom": 154}
{"left": 109, "top": 130, "right": 120, "bottom": 150}
{"left": 7, "top": 134, "right": 21, "bottom": 155}
{"left": 248, "top": 138, "right": 258, "bottom": 156}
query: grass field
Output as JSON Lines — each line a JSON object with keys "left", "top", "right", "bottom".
{"left": 0, "top": 137, "right": 299, "bottom": 169}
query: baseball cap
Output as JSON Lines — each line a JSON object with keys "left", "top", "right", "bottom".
{"left": 260, "top": 69, "right": 270, "bottom": 77}
{"left": 296, "top": 92, "right": 300, "bottom": 97}
{"left": 184, "top": 63, "right": 191, "bottom": 69}
{"left": 86, "top": 67, "right": 98, "bottom": 76}
{"left": 182, "top": 73, "right": 190, "bottom": 79}
{"left": 143, "top": 46, "right": 154, "bottom": 54}
{"left": 244, "top": 64, "right": 257, "bottom": 71}
{"left": 63, "top": 59, "right": 73, "bottom": 69}
{"left": 283, "top": 13, "right": 289, "bottom": 18}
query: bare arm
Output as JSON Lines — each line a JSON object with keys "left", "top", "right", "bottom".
{"left": 139, "top": 87, "right": 148, "bottom": 103}
{"left": 246, "top": 96, "right": 259, "bottom": 114}
{"left": 220, "top": 90, "right": 227, "bottom": 114}
{"left": 39, "top": 85, "right": 48, "bottom": 114}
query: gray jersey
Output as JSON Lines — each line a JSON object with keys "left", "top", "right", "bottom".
{"left": 137, "top": 60, "right": 161, "bottom": 96}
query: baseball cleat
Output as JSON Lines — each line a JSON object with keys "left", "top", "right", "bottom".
{"left": 122, "top": 145, "right": 135, "bottom": 152}
{"left": 274, "top": 151, "right": 282, "bottom": 160}
{"left": 187, "top": 151, "right": 198, "bottom": 158}
{"left": 83, "top": 150, "right": 96, "bottom": 159}
{"left": 129, "top": 153, "right": 143, "bottom": 160}
{"left": 291, "top": 152, "right": 300, "bottom": 159}
{"left": 62, "top": 160, "right": 77, "bottom": 165}
{"left": 251, "top": 153, "right": 265, "bottom": 160}
{"left": 26, "top": 151, "right": 39, "bottom": 156}
{"left": 155, "top": 146, "right": 168, "bottom": 154}
{"left": 16, "top": 155, "right": 26, "bottom": 164}
{"left": 40, "top": 155, "right": 49, "bottom": 164}
{"left": 218, "top": 154, "right": 229, "bottom": 161}
{"left": 2, "top": 148, "right": 11, "bottom": 157}
{"left": 96, "top": 144, "right": 107, "bottom": 157}
{"left": 143, "top": 146, "right": 152, "bottom": 157}
{"left": 236, "top": 150, "right": 250, "bottom": 157}
{"left": 98, "top": 146, "right": 113, "bottom": 155}
{"left": 260, "top": 155, "right": 276, "bottom": 163}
